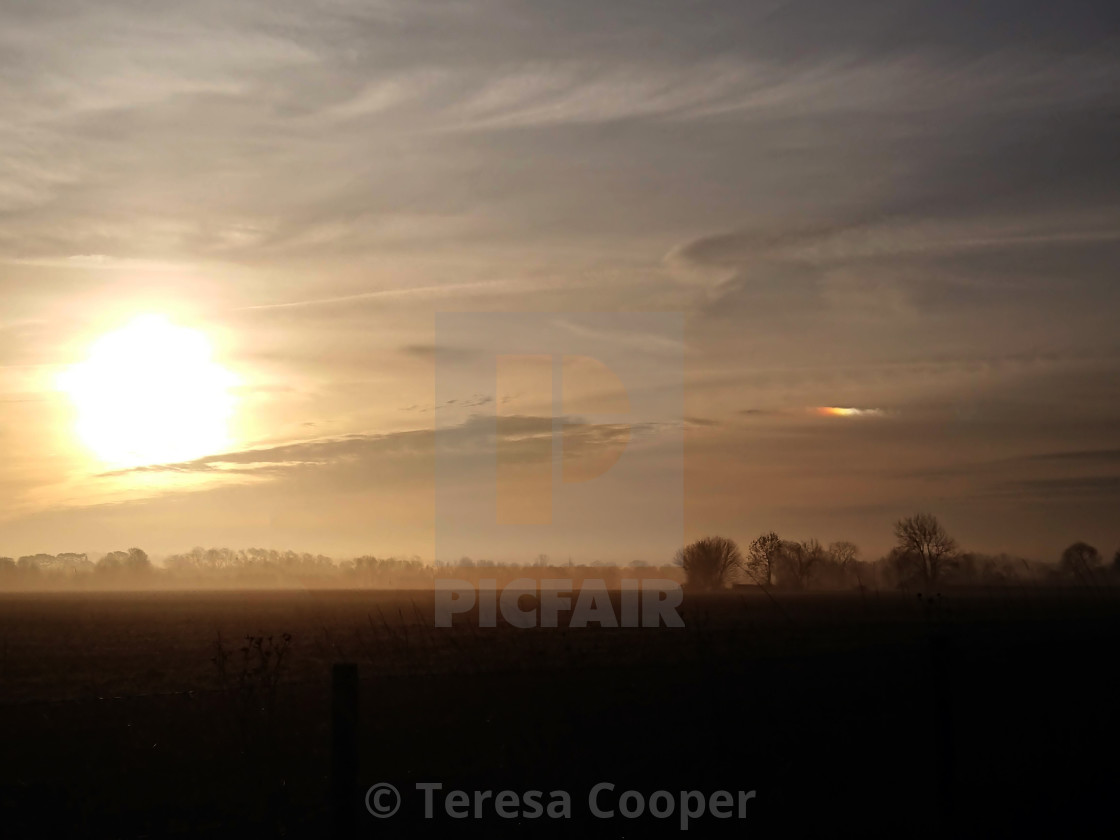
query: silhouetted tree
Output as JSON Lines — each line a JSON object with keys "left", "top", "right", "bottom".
{"left": 674, "top": 536, "right": 743, "bottom": 590}
{"left": 13, "top": 553, "right": 89, "bottom": 576}
{"left": 821, "top": 540, "right": 861, "bottom": 589}
{"left": 1060, "top": 542, "right": 1102, "bottom": 581}
{"left": 95, "top": 551, "right": 129, "bottom": 575}
{"left": 745, "top": 532, "right": 782, "bottom": 586}
{"left": 125, "top": 547, "right": 152, "bottom": 574}
{"left": 892, "top": 513, "right": 958, "bottom": 590}
{"left": 17, "top": 555, "right": 45, "bottom": 577}
{"left": 828, "top": 541, "right": 860, "bottom": 569}
{"left": 1112, "top": 549, "right": 1120, "bottom": 574}
{"left": 776, "top": 539, "right": 826, "bottom": 589}
{"left": 55, "top": 553, "right": 93, "bottom": 576}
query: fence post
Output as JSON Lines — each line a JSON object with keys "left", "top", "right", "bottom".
{"left": 930, "top": 633, "right": 954, "bottom": 827}
{"left": 331, "top": 662, "right": 359, "bottom": 839}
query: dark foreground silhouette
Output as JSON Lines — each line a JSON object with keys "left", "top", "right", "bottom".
{"left": 1, "top": 587, "right": 1118, "bottom": 838}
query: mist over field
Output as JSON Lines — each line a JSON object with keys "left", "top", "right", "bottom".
{"left": 4, "top": 510, "right": 1116, "bottom": 592}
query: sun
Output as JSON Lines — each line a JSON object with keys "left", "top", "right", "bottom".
{"left": 57, "top": 314, "right": 239, "bottom": 469}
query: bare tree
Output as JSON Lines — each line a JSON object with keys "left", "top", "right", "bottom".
{"left": 827, "top": 540, "right": 862, "bottom": 589}
{"left": 674, "top": 536, "right": 743, "bottom": 590}
{"left": 828, "top": 541, "right": 860, "bottom": 568}
{"left": 1060, "top": 542, "right": 1102, "bottom": 581}
{"left": 745, "top": 532, "right": 782, "bottom": 586}
{"left": 776, "top": 539, "right": 826, "bottom": 589}
{"left": 893, "top": 513, "right": 958, "bottom": 590}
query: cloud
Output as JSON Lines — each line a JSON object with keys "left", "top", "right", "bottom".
{"left": 553, "top": 317, "right": 685, "bottom": 356}
{"left": 235, "top": 282, "right": 507, "bottom": 312}
{"left": 97, "top": 428, "right": 433, "bottom": 478}
{"left": 1000, "top": 476, "right": 1120, "bottom": 498}
{"left": 401, "top": 394, "right": 494, "bottom": 413}
{"left": 398, "top": 344, "right": 483, "bottom": 363}
{"left": 1019, "top": 449, "right": 1120, "bottom": 464}
{"left": 2, "top": 0, "right": 1116, "bottom": 265}
{"left": 97, "top": 412, "right": 660, "bottom": 479}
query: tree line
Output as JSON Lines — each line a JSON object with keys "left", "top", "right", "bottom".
{"left": 0, "top": 548, "right": 152, "bottom": 580}
{"left": 675, "top": 513, "right": 1120, "bottom": 591}
{"left": 3, "top": 517, "right": 1117, "bottom": 591}
{"left": 0, "top": 547, "right": 676, "bottom": 589}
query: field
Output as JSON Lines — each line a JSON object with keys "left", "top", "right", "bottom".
{"left": 1, "top": 587, "right": 1118, "bottom": 837}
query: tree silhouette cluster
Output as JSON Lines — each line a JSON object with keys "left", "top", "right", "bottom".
{"left": 0, "top": 548, "right": 150, "bottom": 582}
{"left": 0, "top": 547, "right": 677, "bottom": 590}
{"left": 674, "top": 514, "right": 1118, "bottom": 592}
{"left": 674, "top": 536, "right": 743, "bottom": 590}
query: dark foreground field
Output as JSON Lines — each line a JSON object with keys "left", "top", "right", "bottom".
{"left": 1, "top": 587, "right": 1119, "bottom": 838}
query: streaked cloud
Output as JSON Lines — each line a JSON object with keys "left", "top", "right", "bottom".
{"left": 96, "top": 413, "right": 659, "bottom": 480}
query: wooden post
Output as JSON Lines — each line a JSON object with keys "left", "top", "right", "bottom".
{"left": 930, "top": 633, "right": 954, "bottom": 827}
{"left": 331, "top": 663, "right": 359, "bottom": 839}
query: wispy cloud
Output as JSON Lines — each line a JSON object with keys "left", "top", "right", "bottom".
{"left": 1019, "top": 449, "right": 1120, "bottom": 464}
{"left": 235, "top": 281, "right": 506, "bottom": 312}
{"left": 97, "top": 413, "right": 661, "bottom": 479}
{"left": 999, "top": 476, "right": 1120, "bottom": 498}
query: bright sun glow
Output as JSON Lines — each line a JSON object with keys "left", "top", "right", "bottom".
{"left": 57, "top": 314, "right": 239, "bottom": 469}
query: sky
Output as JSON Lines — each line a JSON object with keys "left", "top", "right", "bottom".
{"left": 1, "top": 0, "right": 1118, "bottom": 563}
